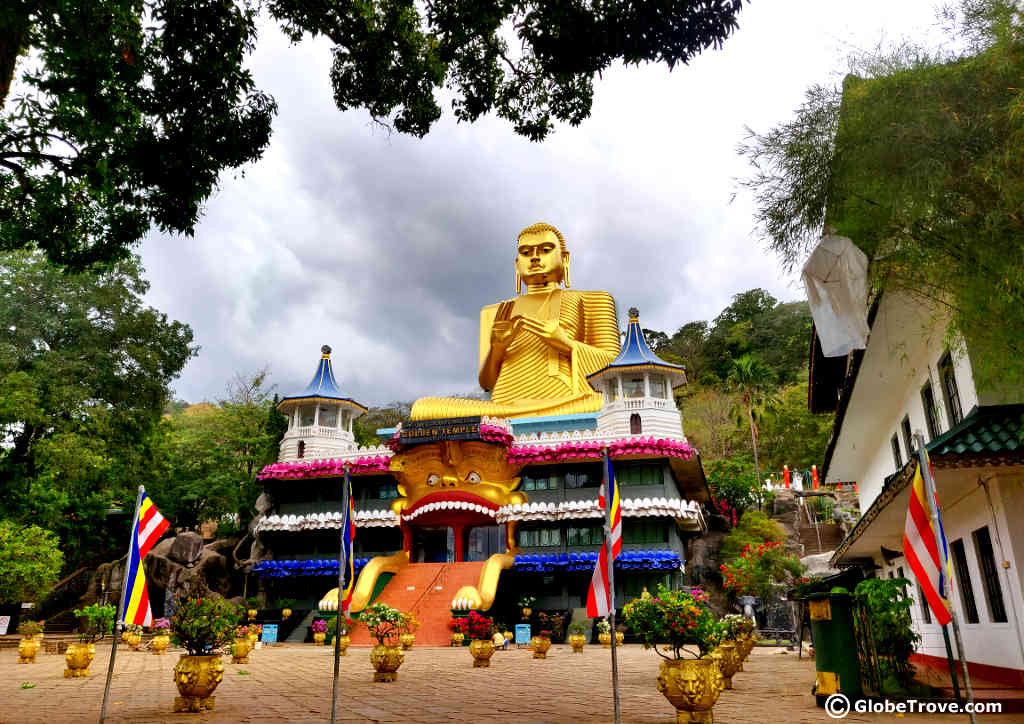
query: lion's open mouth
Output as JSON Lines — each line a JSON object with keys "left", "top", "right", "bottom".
{"left": 401, "top": 490, "right": 500, "bottom": 525}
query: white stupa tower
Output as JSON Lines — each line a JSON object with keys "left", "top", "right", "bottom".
{"left": 589, "top": 308, "right": 688, "bottom": 439}
{"left": 276, "top": 345, "right": 367, "bottom": 462}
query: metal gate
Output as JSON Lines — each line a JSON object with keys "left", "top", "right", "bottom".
{"left": 758, "top": 597, "right": 797, "bottom": 646}
{"left": 850, "top": 599, "right": 881, "bottom": 696}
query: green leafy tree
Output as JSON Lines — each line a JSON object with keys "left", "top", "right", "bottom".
{"left": 0, "top": 521, "right": 63, "bottom": 603}
{"left": 719, "top": 540, "right": 805, "bottom": 601}
{"left": 757, "top": 376, "right": 834, "bottom": 473}
{"left": 704, "top": 458, "right": 758, "bottom": 524}
{"left": 0, "top": 251, "right": 195, "bottom": 567}
{"left": 726, "top": 354, "right": 777, "bottom": 487}
{"left": 720, "top": 510, "right": 786, "bottom": 559}
{"left": 681, "top": 388, "right": 746, "bottom": 461}
{"left": 737, "top": 0, "right": 1024, "bottom": 388}
{"left": 0, "top": 0, "right": 276, "bottom": 268}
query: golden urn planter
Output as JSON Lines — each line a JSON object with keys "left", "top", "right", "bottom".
{"left": 151, "top": 634, "right": 170, "bottom": 655}
{"left": 530, "top": 636, "right": 551, "bottom": 659}
{"left": 18, "top": 637, "right": 40, "bottom": 664}
{"left": 400, "top": 633, "right": 415, "bottom": 650}
{"left": 599, "top": 632, "right": 612, "bottom": 648}
{"left": 468, "top": 639, "right": 495, "bottom": 667}
{"left": 247, "top": 608, "right": 257, "bottom": 622}
{"left": 337, "top": 634, "right": 350, "bottom": 655}
{"left": 503, "top": 630, "right": 513, "bottom": 643}
{"left": 521, "top": 607, "right": 532, "bottom": 619}
{"left": 451, "top": 632, "right": 465, "bottom": 646}
{"left": 711, "top": 642, "right": 740, "bottom": 689}
{"left": 369, "top": 644, "right": 404, "bottom": 682}
{"left": 247, "top": 631, "right": 258, "bottom": 647}
{"left": 126, "top": 631, "right": 142, "bottom": 651}
{"left": 281, "top": 608, "right": 291, "bottom": 620}
{"left": 657, "top": 657, "right": 724, "bottom": 724}
{"left": 230, "top": 638, "right": 250, "bottom": 664}
{"left": 616, "top": 631, "right": 625, "bottom": 645}
{"left": 313, "top": 632, "right": 326, "bottom": 646}
{"left": 173, "top": 654, "right": 224, "bottom": 712}
{"left": 64, "top": 643, "right": 96, "bottom": 678}
{"left": 568, "top": 633, "right": 586, "bottom": 653}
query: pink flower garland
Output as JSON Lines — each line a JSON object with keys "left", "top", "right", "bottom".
{"left": 258, "top": 455, "right": 392, "bottom": 480}
{"left": 507, "top": 437, "right": 694, "bottom": 465}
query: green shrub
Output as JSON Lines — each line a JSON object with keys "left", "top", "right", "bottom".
{"left": 72, "top": 603, "right": 116, "bottom": 643}
{"left": 855, "top": 578, "right": 920, "bottom": 687}
{"left": 0, "top": 521, "right": 64, "bottom": 604}
{"left": 720, "top": 510, "right": 787, "bottom": 559}
{"left": 170, "top": 596, "right": 241, "bottom": 654}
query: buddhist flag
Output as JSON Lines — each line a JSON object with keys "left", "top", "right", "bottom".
{"left": 586, "top": 456, "right": 621, "bottom": 618}
{"left": 340, "top": 475, "right": 356, "bottom": 617}
{"left": 122, "top": 492, "right": 170, "bottom": 625}
{"left": 903, "top": 458, "right": 952, "bottom": 626}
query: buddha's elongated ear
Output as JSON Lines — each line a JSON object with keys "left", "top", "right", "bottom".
{"left": 515, "top": 269, "right": 522, "bottom": 295}
{"left": 562, "top": 251, "right": 571, "bottom": 288}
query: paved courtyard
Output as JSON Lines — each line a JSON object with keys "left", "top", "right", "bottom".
{"left": 1, "top": 643, "right": 1018, "bottom": 723}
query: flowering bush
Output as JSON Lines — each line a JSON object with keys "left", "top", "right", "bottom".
{"left": 536, "top": 611, "right": 564, "bottom": 641}
{"left": 719, "top": 541, "right": 805, "bottom": 601}
{"left": 518, "top": 594, "right": 536, "bottom": 609}
{"left": 327, "top": 616, "right": 354, "bottom": 636}
{"left": 235, "top": 625, "right": 250, "bottom": 638}
{"left": 791, "top": 575, "right": 825, "bottom": 599}
{"left": 595, "top": 619, "right": 611, "bottom": 635}
{"left": 152, "top": 617, "right": 171, "bottom": 635}
{"left": 622, "top": 585, "right": 723, "bottom": 659}
{"left": 359, "top": 603, "right": 404, "bottom": 645}
{"left": 401, "top": 612, "right": 420, "bottom": 634}
{"left": 449, "top": 616, "right": 467, "bottom": 634}
{"left": 311, "top": 619, "right": 327, "bottom": 634}
{"left": 170, "top": 596, "right": 240, "bottom": 655}
{"left": 17, "top": 619, "right": 42, "bottom": 637}
{"left": 720, "top": 614, "right": 753, "bottom": 640}
{"left": 537, "top": 629, "right": 552, "bottom": 639}
{"left": 464, "top": 611, "right": 496, "bottom": 640}
{"left": 568, "top": 622, "right": 585, "bottom": 635}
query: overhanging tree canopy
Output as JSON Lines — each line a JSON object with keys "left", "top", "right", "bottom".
{"left": 738, "top": 0, "right": 1024, "bottom": 385}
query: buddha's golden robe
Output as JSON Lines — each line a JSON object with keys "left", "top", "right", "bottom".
{"left": 411, "top": 289, "right": 620, "bottom": 420}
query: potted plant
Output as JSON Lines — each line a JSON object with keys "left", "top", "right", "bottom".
{"left": 567, "top": 622, "right": 586, "bottom": 653}
{"left": 67, "top": 603, "right": 115, "bottom": 678}
{"left": 623, "top": 585, "right": 725, "bottom": 723}
{"left": 400, "top": 612, "right": 420, "bottom": 650}
{"left": 530, "top": 629, "right": 552, "bottom": 659}
{"left": 152, "top": 617, "right": 171, "bottom": 655}
{"left": 312, "top": 619, "right": 327, "bottom": 645}
{"left": 596, "top": 618, "right": 612, "bottom": 648}
{"left": 169, "top": 596, "right": 239, "bottom": 712}
{"left": 518, "top": 594, "right": 536, "bottom": 619}
{"left": 231, "top": 625, "right": 251, "bottom": 664}
{"left": 245, "top": 596, "right": 258, "bottom": 622}
{"left": 464, "top": 611, "right": 497, "bottom": 668}
{"left": 248, "top": 622, "right": 262, "bottom": 647}
{"left": 615, "top": 622, "right": 626, "bottom": 646}
{"left": 279, "top": 598, "right": 296, "bottom": 621}
{"left": 327, "top": 616, "right": 353, "bottom": 654}
{"left": 360, "top": 603, "right": 405, "bottom": 682}
{"left": 449, "top": 616, "right": 466, "bottom": 646}
{"left": 124, "top": 622, "right": 143, "bottom": 651}
{"left": 17, "top": 620, "right": 42, "bottom": 664}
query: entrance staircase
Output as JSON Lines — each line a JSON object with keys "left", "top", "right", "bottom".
{"left": 347, "top": 562, "right": 485, "bottom": 647}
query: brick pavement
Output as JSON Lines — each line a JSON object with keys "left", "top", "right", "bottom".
{"left": 1, "top": 643, "right": 1019, "bottom": 723}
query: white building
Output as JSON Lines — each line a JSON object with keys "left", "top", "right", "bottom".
{"left": 815, "top": 291, "right": 1024, "bottom": 687}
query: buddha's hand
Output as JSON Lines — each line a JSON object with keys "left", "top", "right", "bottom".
{"left": 490, "top": 320, "right": 518, "bottom": 353}
{"left": 516, "top": 314, "right": 573, "bottom": 353}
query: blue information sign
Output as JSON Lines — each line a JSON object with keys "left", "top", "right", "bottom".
{"left": 261, "top": 624, "right": 278, "bottom": 643}
{"left": 514, "top": 624, "right": 531, "bottom": 646}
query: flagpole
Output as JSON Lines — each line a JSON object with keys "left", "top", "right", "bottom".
{"left": 915, "top": 433, "right": 977, "bottom": 724}
{"left": 603, "top": 448, "right": 622, "bottom": 724}
{"left": 99, "top": 485, "right": 144, "bottom": 724}
{"left": 330, "top": 465, "right": 350, "bottom": 724}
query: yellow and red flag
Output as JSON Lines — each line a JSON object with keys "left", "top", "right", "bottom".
{"left": 586, "top": 456, "right": 621, "bottom": 617}
{"left": 903, "top": 457, "right": 952, "bottom": 626}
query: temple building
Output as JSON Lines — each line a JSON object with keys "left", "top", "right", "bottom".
{"left": 251, "top": 223, "right": 710, "bottom": 644}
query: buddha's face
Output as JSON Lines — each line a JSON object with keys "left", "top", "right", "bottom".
{"left": 516, "top": 230, "right": 564, "bottom": 286}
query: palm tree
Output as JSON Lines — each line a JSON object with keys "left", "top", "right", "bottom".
{"left": 727, "top": 354, "right": 778, "bottom": 488}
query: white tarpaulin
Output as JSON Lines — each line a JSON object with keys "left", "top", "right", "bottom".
{"left": 801, "top": 233, "right": 870, "bottom": 357}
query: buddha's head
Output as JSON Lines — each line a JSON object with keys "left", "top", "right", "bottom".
{"left": 516, "top": 222, "right": 570, "bottom": 292}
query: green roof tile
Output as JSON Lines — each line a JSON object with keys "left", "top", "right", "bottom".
{"left": 928, "top": 405, "right": 1024, "bottom": 457}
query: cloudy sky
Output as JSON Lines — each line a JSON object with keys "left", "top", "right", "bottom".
{"left": 140, "top": 0, "right": 947, "bottom": 407}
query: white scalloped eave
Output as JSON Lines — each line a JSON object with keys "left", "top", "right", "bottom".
{"left": 495, "top": 496, "right": 701, "bottom": 523}
{"left": 254, "top": 509, "right": 399, "bottom": 532}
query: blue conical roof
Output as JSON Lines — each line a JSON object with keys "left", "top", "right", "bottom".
{"left": 588, "top": 308, "right": 687, "bottom": 387}
{"left": 278, "top": 345, "right": 367, "bottom": 411}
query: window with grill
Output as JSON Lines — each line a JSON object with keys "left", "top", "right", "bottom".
{"left": 630, "top": 413, "right": 642, "bottom": 435}
{"left": 299, "top": 404, "right": 316, "bottom": 427}
{"left": 567, "top": 525, "right": 603, "bottom": 546}
{"left": 565, "top": 466, "right": 601, "bottom": 489}
{"left": 623, "top": 521, "right": 668, "bottom": 545}
{"left": 950, "top": 538, "right": 980, "bottom": 623}
{"left": 618, "top": 464, "right": 662, "bottom": 486}
{"left": 972, "top": 526, "right": 1007, "bottom": 623}
{"left": 297, "top": 440, "right": 305, "bottom": 459}
{"left": 939, "top": 353, "right": 964, "bottom": 427}
{"left": 891, "top": 435, "right": 903, "bottom": 471}
{"left": 377, "top": 483, "right": 399, "bottom": 500}
{"left": 918, "top": 583, "right": 932, "bottom": 624}
{"left": 519, "top": 527, "right": 561, "bottom": 547}
{"left": 921, "top": 383, "right": 941, "bottom": 440}
{"left": 649, "top": 375, "right": 668, "bottom": 399}
{"left": 901, "top": 416, "right": 914, "bottom": 458}
{"left": 522, "top": 471, "right": 561, "bottom": 491}
{"left": 625, "top": 377, "right": 645, "bottom": 398}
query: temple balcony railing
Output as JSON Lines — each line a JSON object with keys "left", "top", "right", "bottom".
{"left": 283, "top": 425, "right": 352, "bottom": 440}
{"left": 603, "top": 396, "right": 673, "bottom": 412}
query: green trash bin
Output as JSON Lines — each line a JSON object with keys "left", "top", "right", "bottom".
{"left": 808, "top": 593, "right": 864, "bottom": 706}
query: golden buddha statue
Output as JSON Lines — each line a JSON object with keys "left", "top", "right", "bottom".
{"left": 411, "top": 223, "right": 620, "bottom": 420}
